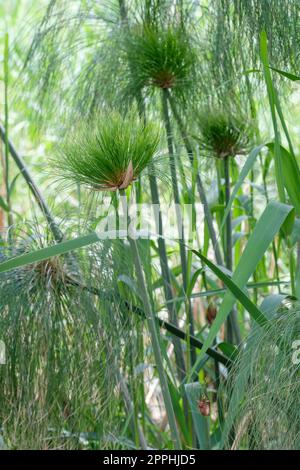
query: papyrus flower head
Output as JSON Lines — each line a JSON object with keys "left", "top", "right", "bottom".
{"left": 55, "top": 110, "right": 160, "bottom": 191}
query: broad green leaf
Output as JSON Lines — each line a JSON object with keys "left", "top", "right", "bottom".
{"left": 267, "top": 143, "right": 300, "bottom": 216}
{"left": 260, "top": 32, "right": 285, "bottom": 202}
{"left": 220, "top": 144, "right": 265, "bottom": 231}
{"left": 192, "top": 251, "right": 268, "bottom": 327}
{"left": 0, "top": 232, "right": 99, "bottom": 274}
{"left": 192, "top": 201, "right": 293, "bottom": 365}
{"left": 291, "top": 218, "right": 300, "bottom": 246}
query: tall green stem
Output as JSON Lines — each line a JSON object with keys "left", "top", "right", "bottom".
{"left": 149, "top": 174, "right": 187, "bottom": 380}
{"left": 120, "top": 1, "right": 187, "bottom": 411}
{"left": 166, "top": 90, "right": 242, "bottom": 344}
{"left": 161, "top": 89, "right": 196, "bottom": 367}
{"left": 70, "top": 273, "right": 231, "bottom": 366}
{"left": 149, "top": 172, "right": 191, "bottom": 430}
{"left": 0, "top": 125, "right": 63, "bottom": 243}
{"left": 135, "top": 88, "right": 187, "bottom": 381}
{"left": 224, "top": 156, "right": 241, "bottom": 344}
{"left": 290, "top": 247, "right": 296, "bottom": 297}
{"left": 224, "top": 157, "right": 232, "bottom": 273}
{"left": 261, "top": 158, "right": 281, "bottom": 291}
{"left": 120, "top": 189, "right": 181, "bottom": 449}
{"left": 166, "top": 90, "right": 223, "bottom": 266}
{"left": 240, "top": 42, "right": 260, "bottom": 305}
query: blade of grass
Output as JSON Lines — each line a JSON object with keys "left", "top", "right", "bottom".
{"left": 260, "top": 31, "right": 285, "bottom": 202}
{"left": 166, "top": 89, "right": 223, "bottom": 266}
{"left": 220, "top": 144, "right": 265, "bottom": 232}
{"left": 267, "top": 144, "right": 300, "bottom": 216}
{"left": 191, "top": 201, "right": 293, "bottom": 367}
{"left": 269, "top": 66, "right": 300, "bottom": 81}
{"left": 192, "top": 252, "right": 268, "bottom": 327}
{"left": 161, "top": 88, "right": 196, "bottom": 368}
{"left": 0, "top": 232, "right": 99, "bottom": 273}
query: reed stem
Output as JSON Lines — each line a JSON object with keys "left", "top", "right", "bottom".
{"left": 120, "top": 189, "right": 181, "bottom": 449}
{"left": 135, "top": 89, "right": 187, "bottom": 382}
{"left": 0, "top": 125, "right": 63, "bottom": 243}
{"left": 166, "top": 89, "right": 223, "bottom": 266}
{"left": 161, "top": 89, "right": 196, "bottom": 367}
{"left": 224, "top": 156, "right": 241, "bottom": 344}
{"left": 149, "top": 174, "right": 187, "bottom": 380}
{"left": 290, "top": 247, "right": 296, "bottom": 297}
{"left": 67, "top": 279, "right": 231, "bottom": 366}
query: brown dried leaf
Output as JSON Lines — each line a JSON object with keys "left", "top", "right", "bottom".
{"left": 119, "top": 160, "right": 134, "bottom": 189}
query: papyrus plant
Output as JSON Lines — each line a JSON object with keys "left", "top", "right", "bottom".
{"left": 195, "top": 107, "right": 251, "bottom": 344}
{"left": 55, "top": 110, "right": 159, "bottom": 191}
{"left": 53, "top": 109, "right": 181, "bottom": 449}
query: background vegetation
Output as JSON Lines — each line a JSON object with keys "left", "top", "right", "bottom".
{"left": 0, "top": 0, "right": 299, "bottom": 450}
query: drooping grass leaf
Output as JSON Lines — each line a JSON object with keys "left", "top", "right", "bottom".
{"left": 191, "top": 201, "right": 293, "bottom": 364}
{"left": 267, "top": 143, "right": 300, "bottom": 216}
{"left": 260, "top": 31, "right": 285, "bottom": 202}
{"left": 192, "top": 251, "right": 268, "bottom": 327}
{"left": 269, "top": 66, "right": 300, "bottom": 81}
{"left": 0, "top": 232, "right": 99, "bottom": 274}
{"left": 220, "top": 144, "right": 265, "bottom": 231}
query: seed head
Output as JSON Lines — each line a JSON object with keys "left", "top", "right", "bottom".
{"left": 123, "top": 25, "right": 196, "bottom": 98}
{"left": 206, "top": 304, "right": 217, "bottom": 325}
{"left": 196, "top": 109, "right": 250, "bottom": 159}
{"left": 54, "top": 110, "right": 160, "bottom": 191}
{"left": 198, "top": 396, "right": 211, "bottom": 417}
